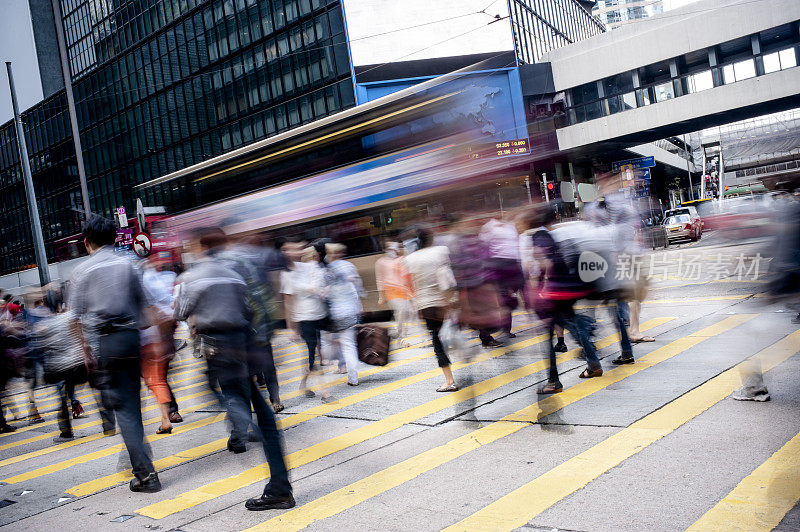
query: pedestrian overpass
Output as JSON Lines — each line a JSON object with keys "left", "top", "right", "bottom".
{"left": 534, "top": 0, "right": 800, "bottom": 153}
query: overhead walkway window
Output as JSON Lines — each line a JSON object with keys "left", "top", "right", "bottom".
{"left": 564, "top": 35, "right": 800, "bottom": 127}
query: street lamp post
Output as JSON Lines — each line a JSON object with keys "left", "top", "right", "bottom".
{"left": 6, "top": 62, "right": 51, "bottom": 286}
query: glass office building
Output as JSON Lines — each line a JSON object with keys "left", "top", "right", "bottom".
{"left": 508, "top": 0, "right": 605, "bottom": 64}
{"left": 1, "top": 0, "right": 355, "bottom": 275}
{"left": 0, "top": 93, "right": 84, "bottom": 272}
{"left": 593, "top": 0, "right": 664, "bottom": 30}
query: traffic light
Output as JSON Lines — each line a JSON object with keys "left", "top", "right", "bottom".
{"left": 546, "top": 182, "right": 555, "bottom": 191}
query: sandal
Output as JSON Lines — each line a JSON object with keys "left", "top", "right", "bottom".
{"left": 612, "top": 355, "right": 635, "bottom": 365}
{"left": 436, "top": 383, "right": 459, "bottom": 392}
{"left": 537, "top": 382, "right": 563, "bottom": 394}
{"left": 579, "top": 368, "right": 603, "bottom": 379}
{"left": 155, "top": 426, "right": 172, "bottom": 435}
{"left": 631, "top": 336, "right": 655, "bottom": 343}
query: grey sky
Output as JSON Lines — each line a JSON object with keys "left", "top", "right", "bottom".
{"left": 0, "top": 0, "right": 43, "bottom": 125}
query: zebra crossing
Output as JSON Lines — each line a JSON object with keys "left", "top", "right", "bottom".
{"left": 2, "top": 299, "right": 799, "bottom": 531}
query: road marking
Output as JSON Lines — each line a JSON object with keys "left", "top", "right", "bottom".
{"left": 1, "top": 413, "right": 226, "bottom": 484}
{"left": 135, "top": 318, "right": 674, "bottom": 519}
{"left": 687, "top": 430, "right": 800, "bottom": 531}
{"left": 70, "top": 328, "right": 550, "bottom": 500}
{"left": 645, "top": 295, "right": 756, "bottom": 305}
{"left": 0, "top": 387, "right": 214, "bottom": 454}
{"left": 0, "top": 397, "right": 218, "bottom": 467}
{"left": 249, "top": 317, "right": 753, "bottom": 532}
{"left": 0, "top": 363, "right": 213, "bottom": 438}
{"left": 0, "top": 322, "right": 507, "bottom": 460}
{"left": 446, "top": 315, "right": 799, "bottom": 532}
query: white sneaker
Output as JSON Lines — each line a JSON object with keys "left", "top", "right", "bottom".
{"left": 731, "top": 385, "right": 771, "bottom": 402}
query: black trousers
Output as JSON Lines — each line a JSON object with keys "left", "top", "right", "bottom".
{"left": 94, "top": 329, "right": 155, "bottom": 480}
{"left": 56, "top": 365, "right": 88, "bottom": 436}
{"left": 420, "top": 307, "right": 451, "bottom": 368}
{"left": 247, "top": 328, "right": 280, "bottom": 404}
{"left": 205, "top": 331, "right": 292, "bottom": 497}
{"left": 299, "top": 319, "right": 326, "bottom": 370}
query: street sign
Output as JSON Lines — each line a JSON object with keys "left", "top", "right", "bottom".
{"left": 132, "top": 232, "right": 152, "bottom": 257}
{"left": 116, "top": 206, "right": 128, "bottom": 227}
{"left": 612, "top": 156, "right": 655, "bottom": 172}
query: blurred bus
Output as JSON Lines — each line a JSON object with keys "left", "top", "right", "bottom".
{"left": 139, "top": 71, "right": 536, "bottom": 313}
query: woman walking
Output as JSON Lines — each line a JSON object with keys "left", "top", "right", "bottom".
{"left": 404, "top": 227, "right": 458, "bottom": 392}
{"left": 280, "top": 243, "right": 330, "bottom": 400}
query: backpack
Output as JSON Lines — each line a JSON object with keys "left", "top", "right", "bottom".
{"left": 549, "top": 221, "right": 616, "bottom": 294}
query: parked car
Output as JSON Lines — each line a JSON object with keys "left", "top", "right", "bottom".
{"left": 663, "top": 213, "right": 701, "bottom": 242}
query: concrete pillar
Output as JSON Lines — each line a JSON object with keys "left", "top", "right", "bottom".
{"left": 596, "top": 80, "right": 609, "bottom": 116}
{"left": 751, "top": 34, "right": 765, "bottom": 76}
{"left": 709, "top": 47, "right": 723, "bottom": 87}
{"left": 669, "top": 58, "right": 682, "bottom": 96}
{"left": 795, "top": 22, "right": 800, "bottom": 66}
{"left": 633, "top": 69, "right": 644, "bottom": 107}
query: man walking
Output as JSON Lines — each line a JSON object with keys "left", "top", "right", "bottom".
{"left": 174, "top": 227, "right": 294, "bottom": 510}
{"left": 69, "top": 214, "right": 161, "bottom": 493}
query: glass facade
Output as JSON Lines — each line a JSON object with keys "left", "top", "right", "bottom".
{"left": 508, "top": 0, "right": 605, "bottom": 64}
{"left": 0, "top": 0, "right": 356, "bottom": 275}
{"left": 593, "top": 0, "right": 663, "bottom": 30}
{"left": 0, "top": 93, "right": 84, "bottom": 273}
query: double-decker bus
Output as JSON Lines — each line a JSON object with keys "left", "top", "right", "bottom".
{"left": 138, "top": 67, "right": 536, "bottom": 312}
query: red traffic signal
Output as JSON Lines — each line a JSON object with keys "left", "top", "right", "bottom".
{"left": 546, "top": 183, "right": 555, "bottom": 191}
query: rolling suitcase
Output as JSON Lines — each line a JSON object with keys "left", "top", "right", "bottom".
{"left": 356, "top": 324, "right": 390, "bottom": 366}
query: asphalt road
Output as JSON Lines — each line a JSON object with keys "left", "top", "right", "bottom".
{"left": 1, "top": 235, "right": 799, "bottom": 531}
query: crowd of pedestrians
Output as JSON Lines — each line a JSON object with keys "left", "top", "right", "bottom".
{"left": 3, "top": 182, "right": 797, "bottom": 512}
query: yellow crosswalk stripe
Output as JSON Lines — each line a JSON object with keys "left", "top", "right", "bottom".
{"left": 0, "top": 387, "right": 214, "bottom": 454}
{"left": 134, "top": 318, "right": 673, "bottom": 520}
{"left": 0, "top": 362, "right": 213, "bottom": 438}
{"left": 0, "top": 322, "right": 486, "bottom": 460}
{"left": 0, "top": 413, "right": 226, "bottom": 484}
{"left": 686, "top": 435, "right": 800, "bottom": 530}
{"left": 245, "top": 318, "right": 690, "bottom": 531}
{"left": 69, "top": 327, "right": 547, "bottom": 500}
{"left": 445, "top": 315, "right": 798, "bottom": 532}
{"left": 18, "top": 353, "right": 204, "bottom": 404}
{"left": 0, "top": 398, "right": 219, "bottom": 467}
{"left": 1, "top": 347, "right": 300, "bottom": 434}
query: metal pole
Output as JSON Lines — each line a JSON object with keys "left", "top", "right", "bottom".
{"left": 51, "top": 0, "right": 91, "bottom": 217}
{"left": 6, "top": 62, "right": 51, "bottom": 286}
{"left": 700, "top": 147, "right": 707, "bottom": 199}
{"left": 542, "top": 173, "right": 550, "bottom": 203}
{"left": 524, "top": 177, "right": 532, "bottom": 205}
{"left": 683, "top": 134, "right": 694, "bottom": 200}
{"left": 718, "top": 141, "right": 725, "bottom": 204}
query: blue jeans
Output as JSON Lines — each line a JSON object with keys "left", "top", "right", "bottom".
{"left": 206, "top": 331, "right": 292, "bottom": 498}
{"left": 613, "top": 301, "right": 633, "bottom": 358}
{"left": 548, "top": 300, "right": 600, "bottom": 383}
{"left": 95, "top": 329, "right": 155, "bottom": 479}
